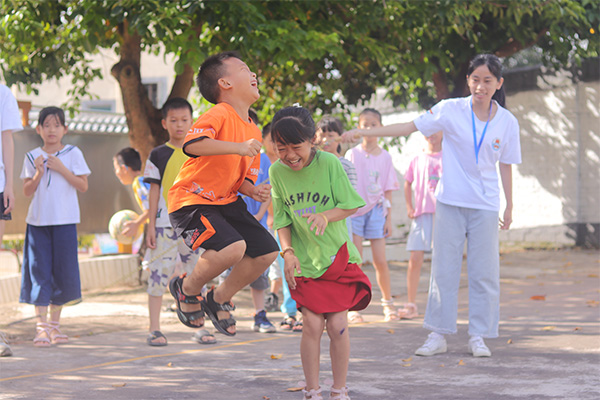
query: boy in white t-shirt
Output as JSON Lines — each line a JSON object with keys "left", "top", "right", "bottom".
{"left": 0, "top": 83, "right": 23, "bottom": 357}
{"left": 400, "top": 131, "right": 442, "bottom": 319}
{"left": 20, "top": 106, "right": 91, "bottom": 348}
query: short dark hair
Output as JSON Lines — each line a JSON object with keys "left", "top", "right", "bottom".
{"left": 38, "top": 106, "right": 66, "bottom": 127}
{"left": 115, "top": 147, "right": 142, "bottom": 172}
{"left": 316, "top": 116, "right": 343, "bottom": 135}
{"left": 317, "top": 116, "right": 344, "bottom": 153}
{"left": 248, "top": 108, "right": 259, "bottom": 125}
{"left": 262, "top": 122, "right": 271, "bottom": 139}
{"left": 468, "top": 53, "right": 506, "bottom": 107}
{"left": 161, "top": 97, "right": 193, "bottom": 119}
{"left": 359, "top": 108, "right": 382, "bottom": 124}
{"left": 271, "top": 106, "right": 315, "bottom": 145}
{"left": 196, "top": 51, "right": 242, "bottom": 105}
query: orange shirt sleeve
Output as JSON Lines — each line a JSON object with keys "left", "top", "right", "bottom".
{"left": 245, "top": 153, "right": 261, "bottom": 184}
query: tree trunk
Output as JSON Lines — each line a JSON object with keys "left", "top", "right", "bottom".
{"left": 110, "top": 20, "right": 166, "bottom": 163}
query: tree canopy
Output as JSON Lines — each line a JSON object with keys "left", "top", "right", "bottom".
{"left": 1, "top": 0, "right": 597, "bottom": 158}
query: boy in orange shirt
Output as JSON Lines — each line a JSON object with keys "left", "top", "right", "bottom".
{"left": 168, "top": 51, "right": 279, "bottom": 336}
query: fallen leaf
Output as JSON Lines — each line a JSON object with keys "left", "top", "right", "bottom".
{"left": 270, "top": 354, "right": 282, "bottom": 360}
{"left": 286, "top": 387, "right": 304, "bottom": 392}
{"left": 530, "top": 295, "right": 546, "bottom": 301}
{"left": 387, "top": 329, "right": 395, "bottom": 334}
{"left": 167, "top": 362, "right": 173, "bottom": 367}
{"left": 458, "top": 360, "right": 465, "bottom": 366}
{"left": 439, "top": 364, "right": 445, "bottom": 367}
{"left": 587, "top": 274, "right": 598, "bottom": 278}
{"left": 111, "top": 383, "right": 126, "bottom": 388}
{"left": 507, "top": 339, "right": 513, "bottom": 344}
{"left": 573, "top": 327, "right": 582, "bottom": 331}
{"left": 586, "top": 300, "right": 599, "bottom": 307}
{"left": 541, "top": 326, "right": 556, "bottom": 331}
{"left": 509, "top": 290, "right": 524, "bottom": 294}
{"left": 538, "top": 283, "right": 545, "bottom": 286}
{"left": 402, "top": 363, "right": 412, "bottom": 367}
{"left": 402, "top": 357, "right": 413, "bottom": 362}
{"left": 263, "top": 397, "right": 270, "bottom": 400}
{"left": 526, "top": 275, "right": 536, "bottom": 279}
{"left": 563, "top": 262, "right": 573, "bottom": 268}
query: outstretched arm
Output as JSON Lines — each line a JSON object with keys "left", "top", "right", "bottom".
{"left": 342, "top": 121, "right": 418, "bottom": 142}
{"left": 499, "top": 162, "right": 513, "bottom": 230}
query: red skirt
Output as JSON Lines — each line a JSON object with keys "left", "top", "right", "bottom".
{"left": 290, "top": 243, "right": 372, "bottom": 314}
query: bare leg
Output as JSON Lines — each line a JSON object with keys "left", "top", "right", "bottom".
{"left": 270, "top": 277, "right": 282, "bottom": 296}
{"left": 407, "top": 251, "right": 424, "bottom": 304}
{"left": 301, "top": 307, "right": 325, "bottom": 392}
{"left": 352, "top": 233, "right": 364, "bottom": 261}
{"left": 148, "top": 295, "right": 166, "bottom": 344}
{"left": 326, "top": 310, "right": 350, "bottom": 391}
{"left": 251, "top": 287, "right": 265, "bottom": 312}
{"left": 370, "top": 238, "right": 393, "bottom": 301}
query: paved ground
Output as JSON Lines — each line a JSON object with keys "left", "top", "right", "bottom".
{"left": 1, "top": 247, "right": 599, "bottom": 400}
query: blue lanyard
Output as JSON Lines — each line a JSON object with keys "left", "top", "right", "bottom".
{"left": 470, "top": 100, "right": 492, "bottom": 164}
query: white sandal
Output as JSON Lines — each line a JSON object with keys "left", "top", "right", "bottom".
{"left": 381, "top": 299, "right": 399, "bottom": 322}
{"left": 398, "top": 302, "right": 419, "bottom": 319}
{"left": 329, "top": 386, "right": 351, "bottom": 399}
{"left": 302, "top": 386, "right": 323, "bottom": 400}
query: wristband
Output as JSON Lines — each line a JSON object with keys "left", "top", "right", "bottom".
{"left": 317, "top": 213, "right": 328, "bottom": 227}
{"left": 280, "top": 246, "right": 295, "bottom": 258}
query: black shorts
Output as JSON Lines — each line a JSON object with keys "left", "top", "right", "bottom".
{"left": 169, "top": 197, "right": 279, "bottom": 258}
{"left": 0, "top": 192, "right": 11, "bottom": 221}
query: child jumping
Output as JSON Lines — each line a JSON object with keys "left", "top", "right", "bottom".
{"left": 142, "top": 97, "right": 215, "bottom": 346}
{"left": 346, "top": 108, "right": 400, "bottom": 323}
{"left": 167, "top": 51, "right": 279, "bottom": 336}
{"left": 342, "top": 54, "right": 521, "bottom": 358}
{"left": 270, "top": 106, "right": 371, "bottom": 400}
{"left": 400, "top": 131, "right": 443, "bottom": 319}
{"left": 20, "top": 106, "right": 91, "bottom": 347}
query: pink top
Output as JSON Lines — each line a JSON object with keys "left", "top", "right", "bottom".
{"left": 405, "top": 151, "right": 442, "bottom": 217}
{"left": 347, "top": 145, "right": 399, "bottom": 217}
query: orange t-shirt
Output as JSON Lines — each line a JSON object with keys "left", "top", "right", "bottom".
{"left": 168, "top": 103, "right": 261, "bottom": 212}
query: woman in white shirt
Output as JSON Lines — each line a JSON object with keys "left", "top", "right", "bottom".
{"left": 342, "top": 53, "right": 521, "bottom": 358}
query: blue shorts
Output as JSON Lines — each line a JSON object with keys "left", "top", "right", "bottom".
{"left": 20, "top": 224, "right": 81, "bottom": 306}
{"left": 406, "top": 213, "right": 434, "bottom": 252}
{"left": 351, "top": 204, "right": 385, "bottom": 239}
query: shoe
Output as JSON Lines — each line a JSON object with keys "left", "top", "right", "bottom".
{"left": 347, "top": 311, "right": 364, "bottom": 324}
{"left": 252, "top": 310, "right": 276, "bottom": 333}
{"left": 264, "top": 292, "right": 279, "bottom": 312}
{"left": 415, "top": 332, "right": 447, "bottom": 356}
{"left": 0, "top": 331, "right": 12, "bottom": 357}
{"left": 329, "top": 386, "right": 351, "bottom": 399}
{"left": 468, "top": 336, "right": 492, "bottom": 357}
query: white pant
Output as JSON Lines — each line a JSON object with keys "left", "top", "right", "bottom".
{"left": 423, "top": 202, "right": 500, "bottom": 338}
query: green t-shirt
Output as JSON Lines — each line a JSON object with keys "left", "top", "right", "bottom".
{"left": 270, "top": 151, "right": 366, "bottom": 279}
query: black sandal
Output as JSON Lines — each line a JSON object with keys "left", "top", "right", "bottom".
{"left": 169, "top": 274, "right": 205, "bottom": 329}
{"left": 202, "top": 287, "right": 236, "bottom": 336}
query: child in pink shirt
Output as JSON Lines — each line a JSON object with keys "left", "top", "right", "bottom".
{"left": 400, "top": 131, "right": 443, "bottom": 319}
{"left": 346, "top": 108, "right": 400, "bottom": 322}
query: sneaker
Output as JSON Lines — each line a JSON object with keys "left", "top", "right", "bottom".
{"left": 468, "top": 336, "right": 491, "bottom": 357}
{"left": 264, "top": 292, "right": 279, "bottom": 312}
{"left": 415, "top": 332, "right": 447, "bottom": 356}
{"left": 253, "top": 310, "right": 276, "bottom": 333}
{"left": 0, "top": 331, "right": 13, "bottom": 357}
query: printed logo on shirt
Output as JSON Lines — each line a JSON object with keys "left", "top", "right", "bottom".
{"left": 249, "top": 167, "right": 259, "bottom": 176}
{"left": 492, "top": 138, "right": 501, "bottom": 151}
{"left": 283, "top": 190, "right": 331, "bottom": 209}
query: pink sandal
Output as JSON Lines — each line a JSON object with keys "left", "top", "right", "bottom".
{"left": 34, "top": 322, "right": 51, "bottom": 348}
{"left": 49, "top": 321, "right": 69, "bottom": 344}
{"left": 398, "top": 302, "right": 419, "bottom": 319}
{"left": 330, "top": 386, "right": 351, "bottom": 399}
